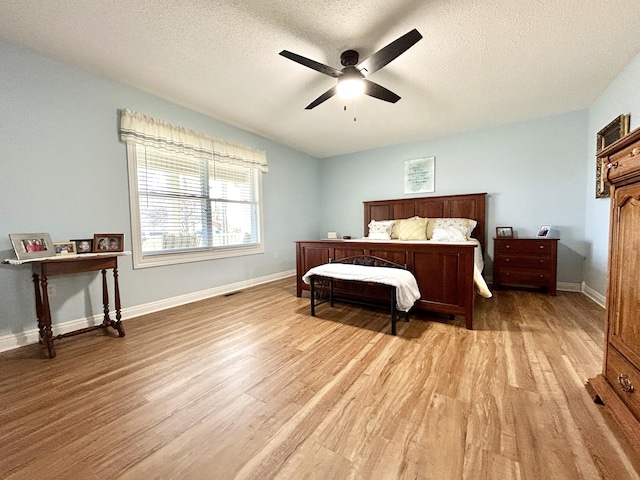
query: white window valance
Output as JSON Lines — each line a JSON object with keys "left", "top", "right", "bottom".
{"left": 119, "top": 109, "right": 268, "bottom": 172}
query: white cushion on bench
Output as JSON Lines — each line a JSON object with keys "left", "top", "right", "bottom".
{"left": 302, "top": 264, "right": 421, "bottom": 312}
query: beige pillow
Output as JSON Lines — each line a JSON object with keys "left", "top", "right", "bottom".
{"left": 396, "top": 217, "right": 428, "bottom": 240}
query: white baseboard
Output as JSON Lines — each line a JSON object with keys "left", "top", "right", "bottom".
{"left": 557, "top": 281, "right": 582, "bottom": 293}
{"left": 0, "top": 269, "right": 296, "bottom": 354}
{"left": 487, "top": 277, "right": 583, "bottom": 294}
{"left": 581, "top": 282, "right": 606, "bottom": 308}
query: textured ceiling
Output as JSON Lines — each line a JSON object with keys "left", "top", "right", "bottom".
{"left": 2, "top": 1, "right": 640, "bottom": 158}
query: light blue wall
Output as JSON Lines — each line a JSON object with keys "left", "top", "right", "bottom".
{"left": 0, "top": 39, "right": 320, "bottom": 338}
{"left": 585, "top": 51, "right": 640, "bottom": 297}
{"left": 2, "top": 36, "right": 638, "bottom": 343}
{"left": 318, "top": 111, "right": 589, "bottom": 284}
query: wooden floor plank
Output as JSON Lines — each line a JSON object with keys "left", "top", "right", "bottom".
{"left": 1, "top": 278, "right": 639, "bottom": 479}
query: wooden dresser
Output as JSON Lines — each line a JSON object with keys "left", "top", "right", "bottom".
{"left": 589, "top": 126, "right": 640, "bottom": 453}
{"left": 493, "top": 238, "right": 558, "bottom": 295}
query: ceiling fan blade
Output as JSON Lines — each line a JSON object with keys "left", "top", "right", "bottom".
{"left": 357, "top": 29, "right": 422, "bottom": 76}
{"left": 305, "top": 85, "right": 338, "bottom": 109}
{"left": 362, "top": 79, "right": 401, "bottom": 103}
{"left": 279, "top": 50, "right": 343, "bottom": 78}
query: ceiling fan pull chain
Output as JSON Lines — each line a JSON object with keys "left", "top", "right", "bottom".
{"left": 353, "top": 99, "right": 357, "bottom": 122}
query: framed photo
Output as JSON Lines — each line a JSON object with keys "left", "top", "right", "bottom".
{"left": 496, "top": 226, "right": 514, "bottom": 238}
{"left": 596, "top": 114, "right": 630, "bottom": 198}
{"left": 53, "top": 242, "right": 76, "bottom": 255}
{"left": 537, "top": 225, "right": 551, "bottom": 238}
{"left": 93, "top": 234, "right": 124, "bottom": 252}
{"left": 404, "top": 156, "right": 435, "bottom": 194}
{"left": 71, "top": 238, "right": 93, "bottom": 254}
{"left": 9, "top": 233, "right": 55, "bottom": 260}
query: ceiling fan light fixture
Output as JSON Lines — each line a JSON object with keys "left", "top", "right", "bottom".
{"left": 337, "top": 77, "right": 365, "bottom": 99}
{"left": 336, "top": 67, "right": 365, "bottom": 99}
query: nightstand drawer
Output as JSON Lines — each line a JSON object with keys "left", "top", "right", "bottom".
{"left": 494, "top": 255, "right": 552, "bottom": 269}
{"left": 499, "top": 269, "right": 553, "bottom": 284}
{"left": 494, "top": 240, "right": 553, "bottom": 255}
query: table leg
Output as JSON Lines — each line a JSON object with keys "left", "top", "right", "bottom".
{"left": 39, "top": 273, "right": 56, "bottom": 358}
{"left": 112, "top": 265, "right": 125, "bottom": 337}
{"left": 32, "top": 274, "right": 44, "bottom": 343}
{"left": 101, "top": 268, "right": 111, "bottom": 327}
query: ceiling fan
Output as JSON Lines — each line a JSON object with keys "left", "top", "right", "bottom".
{"left": 280, "top": 29, "right": 423, "bottom": 110}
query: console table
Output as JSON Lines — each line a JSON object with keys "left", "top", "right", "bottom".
{"left": 3, "top": 253, "right": 128, "bottom": 358}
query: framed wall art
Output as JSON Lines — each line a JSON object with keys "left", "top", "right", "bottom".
{"left": 9, "top": 233, "right": 55, "bottom": 260}
{"left": 596, "top": 114, "right": 630, "bottom": 198}
{"left": 93, "top": 234, "right": 124, "bottom": 252}
{"left": 404, "top": 156, "right": 435, "bottom": 194}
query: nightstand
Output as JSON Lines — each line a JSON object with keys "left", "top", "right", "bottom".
{"left": 493, "top": 238, "right": 559, "bottom": 295}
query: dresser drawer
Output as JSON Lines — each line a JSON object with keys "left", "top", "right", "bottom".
{"left": 605, "top": 144, "right": 640, "bottom": 185}
{"left": 606, "top": 346, "right": 640, "bottom": 421}
{"left": 494, "top": 255, "right": 552, "bottom": 269}
{"left": 494, "top": 240, "right": 553, "bottom": 255}
{"left": 498, "top": 269, "right": 553, "bottom": 285}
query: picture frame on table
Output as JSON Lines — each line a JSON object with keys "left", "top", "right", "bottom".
{"left": 93, "top": 234, "right": 124, "bottom": 252}
{"left": 496, "top": 226, "right": 514, "bottom": 238}
{"left": 71, "top": 239, "right": 93, "bottom": 254}
{"left": 9, "top": 233, "right": 55, "bottom": 260}
{"left": 53, "top": 242, "right": 76, "bottom": 255}
{"left": 537, "top": 225, "right": 551, "bottom": 238}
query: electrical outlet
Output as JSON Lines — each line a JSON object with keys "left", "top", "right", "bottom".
{"left": 47, "top": 283, "right": 56, "bottom": 297}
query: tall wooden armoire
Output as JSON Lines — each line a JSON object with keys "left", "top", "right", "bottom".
{"left": 589, "top": 125, "right": 640, "bottom": 452}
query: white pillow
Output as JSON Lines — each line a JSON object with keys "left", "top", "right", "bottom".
{"left": 431, "top": 218, "right": 477, "bottom": 239}
{"left": 368, "top": 219, "right": 395, "bottom": 239}
{"left": 368, "top": 232, "right": 392, "bottom": 240}
{"left": 431, "top": 225, "right": 468, "bottom": 242}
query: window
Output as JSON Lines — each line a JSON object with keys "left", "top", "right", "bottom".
{"left": 120, "top": 110, "right": 267, "bottom": 268}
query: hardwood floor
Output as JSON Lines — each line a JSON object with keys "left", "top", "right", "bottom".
{"left": 1, "top": 277, "right": 639, "bottom": 479}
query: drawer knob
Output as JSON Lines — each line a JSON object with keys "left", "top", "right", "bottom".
{"left": 505, "top": 245, "right": 510, "bottom": 249}
{"left": 630, "top": 148, "right": 640, "bottom": 157}
{"left": 539, "top": 245, "right": 545, "bottom": 249}
{"left": 608, "top": 161, "right": 619, "bottom": 169}
{"left": 618, "top": 373, "right": 635, "bottom": 393}
{"left": 505, "top": 258, "right": 510, "bottom": 262}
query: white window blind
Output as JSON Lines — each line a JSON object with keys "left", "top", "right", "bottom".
{"left": 120, "top": 110, "right": 266, "bottom": 268}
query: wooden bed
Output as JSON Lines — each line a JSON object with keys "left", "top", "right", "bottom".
{"left": 295, "top": 192, "right": 487, "bottom": 329}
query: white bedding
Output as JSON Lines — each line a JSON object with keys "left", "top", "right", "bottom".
{"left": 341, "top": 238, "right": 492, "bottom": 299}
{"left": 302, "top": 264, "right": 421, "bottom": 311}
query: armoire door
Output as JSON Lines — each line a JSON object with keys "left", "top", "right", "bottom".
{"left": 608, "top": 182, "right": 640, "bottom": 362}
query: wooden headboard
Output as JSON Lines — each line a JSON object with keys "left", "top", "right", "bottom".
{"left": 363, "top": 192, "right": 488, "bottom": 252}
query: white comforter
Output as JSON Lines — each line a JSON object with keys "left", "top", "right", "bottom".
{"left": 302, "top": 264, "right": 421, "bottom": 312}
